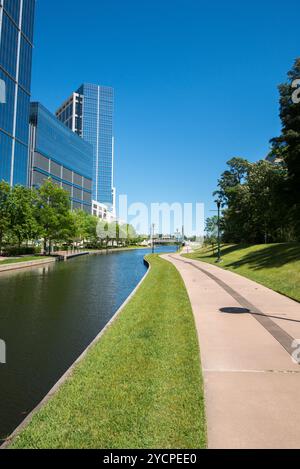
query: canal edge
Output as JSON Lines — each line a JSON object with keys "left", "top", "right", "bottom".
{"left": 1, "top": 256, "right": 152, "bottom": 449}
{"left": 0, "top": 258, "right": 56, "bottom": 273}
{"left": 0, "top": 248, "right": 150, "bottom": 274}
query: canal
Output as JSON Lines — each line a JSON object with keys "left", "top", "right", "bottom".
{"left": 0, "top": 246, "right": 176, "bottom": 441}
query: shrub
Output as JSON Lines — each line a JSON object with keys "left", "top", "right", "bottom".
{"left": 3, "top": 246, "right": 41, "bottom": 257}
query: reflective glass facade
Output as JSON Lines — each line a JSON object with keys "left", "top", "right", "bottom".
{"left": 29, "top": 103, "right": 93, "bottom": 212}
{"left": 0, "top": 0, "right": 35, "bottom": 186}
{"left": 56, "top": 83, "right": 114, "bottom": 208}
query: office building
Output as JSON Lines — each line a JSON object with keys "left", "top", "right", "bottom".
{"left": 92, "top": 200, "right": 116, "bottom": 222}
{"left": 56, "top": 83, "right": 115, "bottom": 210}
{"left": 0, "top": 0, "right": 35, "bottom": 186}
{"left": 29, "top": 102, "right": 93, "bottom": 212}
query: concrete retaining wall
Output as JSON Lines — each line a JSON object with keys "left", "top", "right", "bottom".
{"left": 88, "top": 247, "right": 148, "bottom": 255}
{"left": 0, "top": 258, "right": 56, "bottom": 273}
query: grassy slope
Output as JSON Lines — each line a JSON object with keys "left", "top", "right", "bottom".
{"left": 185, "top": 243, "right": 300, "bottom": 302}
{"left": 0, "top": 256, "right": 45, "bottom": 265}
{"left": 11, "top": 255, "right": 206, "bottom": 449}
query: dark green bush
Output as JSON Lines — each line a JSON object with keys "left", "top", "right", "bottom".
{"left": 3, "top": 246, "right": 41, "bottom": 257}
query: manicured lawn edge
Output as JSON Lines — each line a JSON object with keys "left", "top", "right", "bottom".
{"left": 183, "top": 243, "right": 300, "bottom": 303}
{"left": 0, "top": 257, "right": 56, "bottom": 272}
{"left": 0, "top": 256, "right": 46, "bottom": 265}
{"left": 5, "top": 254, "right": 206, "bottom": 449}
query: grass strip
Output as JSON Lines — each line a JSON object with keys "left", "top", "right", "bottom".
{"left": 0, "top": 256, "right": 46, "bottom": 265}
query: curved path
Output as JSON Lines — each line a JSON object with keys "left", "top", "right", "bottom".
{"left": 163, "top": 252, "right": 300, "bottom": 449}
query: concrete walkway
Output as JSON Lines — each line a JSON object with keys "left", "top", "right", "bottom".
{"left": 163, "top": 252, "right": 300, "bottom": 449}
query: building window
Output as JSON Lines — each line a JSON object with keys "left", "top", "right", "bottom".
{"left": 62, "top": 167, "right": 72, "bottom": 183}
{"left": 34, "top": 152, "right": 49, "bottom": 172}
{"left": 73, "top": 201, "right": 82, "bottom": 211}
{"left": 16, "top": 87, "right": 30, "bottom": 144}
{"left": 0, "top": 12, "right": 18, "bottom": 78}
{"left": 13, "top": 141, "right": 28, "bottom": 185}
{"left": 0, "top": 70, "right": 15, "bottom": 135}
{"left": 0, "top": 130, "right": 12, "bottom": 182}
{"left": 50, "top": 160, "right": 61, "bottom": 178}
{"left": 73, "top": 187, "right": 82, "bottom": 201}
{"left": 73, "top": 172, "right": 83, "bottom": 187}
{"left": 32, "top": 169, "right": 47, "bottom": 187}
{"left": 83, "top": 190, "right": 91, "bottom": 203}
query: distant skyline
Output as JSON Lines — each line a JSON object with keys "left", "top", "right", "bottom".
{"left": 31, "top": 0, "right": 300, "bottom": 220}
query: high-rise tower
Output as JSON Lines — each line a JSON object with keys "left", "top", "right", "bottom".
{"left": 0, "top": 0, "right": 35, "bottom": 186}
{"left": 56, "top": 83, "right": 114, "bottom": 209}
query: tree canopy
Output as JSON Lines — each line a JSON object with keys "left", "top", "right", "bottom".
{"left": 213, "top": 58, "right": 300, "bottom": 245}
{"left": 0, "top": 179, "right": 139, "bottom": 255}
{"left": 270, "top": 58, "right": 300, "bottom": 235}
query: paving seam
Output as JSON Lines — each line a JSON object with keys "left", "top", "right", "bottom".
{"left": 169, "top": 255, "right": 297, "bottom": 361}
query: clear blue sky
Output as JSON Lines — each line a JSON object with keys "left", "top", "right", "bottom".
{"left": 32, "top": 0, "right": 300, "bottom": 216}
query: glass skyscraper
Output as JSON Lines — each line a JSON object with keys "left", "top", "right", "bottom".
{"left": 56, "top": 83, "right": 114, "bottom": 209}
{"left": 29, "top": 103, "right": 93, "bottom": 212}
{"left": 0, "top": 0, "right": 35, "bottom": 186}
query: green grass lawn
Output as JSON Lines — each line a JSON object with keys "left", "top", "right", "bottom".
{"left": 10, "top": 255, "right": 206, "bottom": 449}
{"left": 184, "top": 243, "right": 300, "bottom": 302}
{"left": 0, "top": 256, "right": 45, "bottom": 265}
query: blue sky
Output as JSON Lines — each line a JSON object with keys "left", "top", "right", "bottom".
{"left": 32, "top": 0, "right": 300, "bottom": 218}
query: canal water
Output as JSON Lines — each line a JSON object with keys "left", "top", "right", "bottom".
{"left": 0, "top": 246, "right": 176, "bottom": 441}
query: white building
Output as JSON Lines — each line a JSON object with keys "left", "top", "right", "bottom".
{"left": 92, "top": 200, "right": 117, "bottom": 223}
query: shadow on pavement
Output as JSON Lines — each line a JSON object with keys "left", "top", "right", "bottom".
{"left": 220, "top": 307, "right": 250, "bottom": 314}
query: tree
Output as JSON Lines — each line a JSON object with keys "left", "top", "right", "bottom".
{"left": 0, "top": 181, "right": 11, "bottom": 253}
{"left": 95, "top": 221, "right": 138, "bottom": 248}
{"left": 35, "top": 179, "right": 71, "bottom": 254}
{"left": 72, "top": 210, "right": 98, "bottom": 247}
{"left": 96, "top": 219, "right": 114, "bottom": 248}
{"left": 213, "top": 158, "right": 252, "bottom": 243}
{"left": 270, "top": 58, "right": 300, "bottom": 234}
{"left": 221, "top": 183, "right": 251, "bottom": 243}
{"left": 205, "top": 216, "right": 218, "bottom": 252}
{"left": 8, "top": 185, "right": 39, "bottom": 248}
{"left": 125, "top": 224, "right": 137, "bottom": 245}
{"left": 213, "top": 60, "right": 300, "bottom": 244}
{"left": 214, "top": 157, "right": 250, "bottom": 206}
{"left": 72, "top": 210, "right": 89, "bottom": 245}
{"left": 85, "top": 213, "right": 98, "bottom": 245}
{"left": 246, "top": 161, "right": 288, "bottom": 243}
{"left": 57, "top": 211, "right": 77, "bottom": 247}
{"left": 214, "top": 159, "right": 289, "bottom": 244}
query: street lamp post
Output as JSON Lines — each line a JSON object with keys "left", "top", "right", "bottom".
{"left": 152, "top": 224, "right": 155, "bottom": 254}
{"left": 216, "top": 200, "right": 222, "bottom": 263}
{"left": 175, "top": 229, "right": 180, "bottom": 251}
